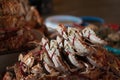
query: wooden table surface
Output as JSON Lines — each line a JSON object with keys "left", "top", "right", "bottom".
{"left": 44, "top": 0, "right": 120, "bottom": 24}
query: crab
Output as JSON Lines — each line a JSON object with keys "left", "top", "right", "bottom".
{"left": 18, "top": 52, "right": 34, "bottom": 68}
{"left": 41, "top": 38, "right": 69, "bottom": 73}
{"left": 81, "top": 27, "right": 107, "bottom": 45}
{"left": 2, "top": 24, "right": 120, "bottom": 80}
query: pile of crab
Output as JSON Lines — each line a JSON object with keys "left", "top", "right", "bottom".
{"left": 3, "top": 25, "right": 120, "bottom": 80}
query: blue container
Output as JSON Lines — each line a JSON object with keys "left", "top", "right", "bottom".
{"left": 80, "top": 16, "right": 105, "bottom": 26}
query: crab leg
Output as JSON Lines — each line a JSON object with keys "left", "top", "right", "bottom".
{"left": 14, "top": 63, "right": 24, "bottom": 80}
{"left": 44, "top": 62, "right": 56, "bottom": 73}
{"left": 31, "top": 63, "right": 44, "bottom": 76}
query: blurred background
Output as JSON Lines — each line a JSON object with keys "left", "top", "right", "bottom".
{"left": 53, "top": 0, "right": 120, "bottom": 24}
{"left": 29, "top": 0, "right": 120, "bottom": 23}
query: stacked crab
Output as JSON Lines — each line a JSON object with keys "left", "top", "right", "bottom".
{"left": 0, "top": 0, "right": 28, "bottom": 28}
{"left": 0, "top": 0, "right": 46, "bottom": 52}
{"left": 3, "top": 25, "right": 120, "bottom": 80}
{"left": 0, "top": 0, "right": 43, "bottom": 28}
